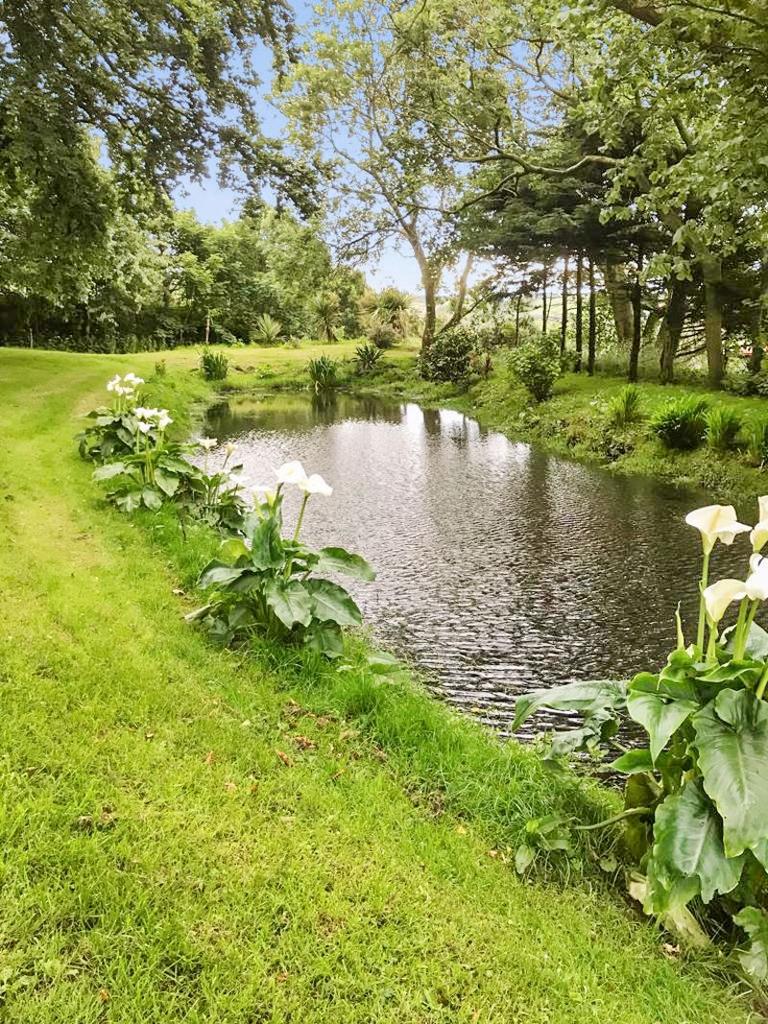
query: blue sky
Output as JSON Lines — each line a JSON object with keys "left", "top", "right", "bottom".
{"left": 172, "top": 9, "right": 423, "bottom": 293}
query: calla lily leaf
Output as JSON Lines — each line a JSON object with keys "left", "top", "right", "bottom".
{"left": 610, "top": 748, "right": 654, "bottom": 775}
{"left": 626, "top": 691, "right": 698, "bottom": 763}
{"left": 512, "top": 679, "right": 627, "bottom": 732}
{"left": 93, "top": 462, "right": 127, "bottom": 481}
{"left": 264, "top": 579, "right": 313, "bottom": 629}
{"left": 199, "top": 561, "right": 247, "bottom": 588}
{"left": 304, "top": 621, "right": 344, "bottom": 659}
{"left": 647, "top": 779, "right": 744, "bottom": 910}
{"left": 315, "top": 546, "right": 376, "bottom": 581}
{"left": 141, "top": 487, "right": 163, "bottom": 511}
{"left": 694, "top": 690, "right": 768, "bottom": 859}
{"left": 734, "top": 907, "right": 768, "bottom": 982}
{"left": 724, "top": 621, "right": 768, "bottom": 661}
{"left": 155, "top": 467, "right": 180, "bottom": 497}
{"left": 306, "top": 579, "right": 362, "bottom": 627}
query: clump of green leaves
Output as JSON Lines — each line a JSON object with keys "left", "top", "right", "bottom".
{"left": 419, "top": 326, "right": 474, "bottom": 385}
{"left": 706, "top": 406, "right": 742, "bottom": 452}
{"left": 355, "top": 342, "right": 383, "bottom": 374}
{"left": 200, "top": 348, "right": 229, "bottom": 381}
{"left": 748, "top": 418, "right": 768, "bottom": 466}
{"left": 508, "top": 335, "right": 560, "bottom": 403}
{"left": 189, "top": 461, "right": 374, "bottom": 658}
{"left": 607, "top": 384, "right": 642, "bottom": 428}
{"left": 252, "top": 312, "right": 283, "bottom": 345}
{"left": 650, "top": 396, "right": 708, "bottom": 450}
{"left": 515, "top": 497, "right": 768, "bottom": 978}
{"left": 307, "top": 355, "right": 338, "bottom": 392}
{"left": 76, "top": 372, "right": 147, "bottom": 460}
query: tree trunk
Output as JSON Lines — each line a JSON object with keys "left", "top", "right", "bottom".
{"left": 587, "top": 258, "right": 597, "bottom": 375}
{"left": 575, "top": 254, "right": 584, "bottom": 372}
{"left": 703, "top": 275, "right": 724, "bottom": 388}
{"left": 560, "top": 256, "right": 569, "bottom": 355}
{"left": 659, "top": 278, "right": 688, "bottom": 384}
{"left": 421, "top": 274, "right": 438, "bottom": 350}
{"left": 604, "top": 254, "right": 634, "bottom": 347}
{"left": 628, "top": 248, "right": 643, "bottom": 383}
{"left": 542, "top": 266, "right": 549, "bottom": 336}
{"left": 750, "top": 251, "right": 768, "bottom": 375}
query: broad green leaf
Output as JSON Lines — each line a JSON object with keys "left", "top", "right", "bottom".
{"left": 315, "top": 546, "right": 376, "bottom": 581}
{"left": 141, "top": 487, "right": 163, "bottom": 511}
{"left": 116, "top": 490, "right": 142, "bottom": 513}
{"left": 265, "top": 579, "right": 313, "bottom": 629}
{"left": 610, "top": 748, "right": 654, "bottom": 774}
{"left": 305, "top": 579, "right": 362, "bottom": 626}
{"left": 93, "top": 462, "right": 127, "bottom": 481}
{"left": 249, "top": 517, "right": 284, "bottom": 570}
{"left": 648, "top": 780, "right": 744, "bottom": 911}
{"left": 366, "top": 650, "right": 400, "bottom": 674}
{"left": 694, "top": 689, "right": 768, "bottom": 859}
{"left": 734, "top": 907, "right": 768, "bottom": 982}
{"left": 629, "top": 667, "right": 697, "bottom": 702}
{"left": 515, "top": 844, "right": 535, "bottom": 874}
{"left": 199, "top": 561, "right": 247, "bottom": 588}
{"left": 304, "top": 621, "right": 344, "bottom": 659}
{"left": 512, "top": 679, "right": 626, "bottom": 732}
{"left": 626, "top": 691, "right": 697, "bottom": 762}
{"left": 154, "top": 467, "right": 180, "bottom": 497}
{"left": 218, "top": 537, "right": 250, "bottom": 564}
{"left": 725, "top": 621, "right": 768, "bottom": 661}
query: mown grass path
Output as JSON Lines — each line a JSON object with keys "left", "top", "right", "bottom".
{"left": 0, "top": 348, "right": 754, "bottom": 1022}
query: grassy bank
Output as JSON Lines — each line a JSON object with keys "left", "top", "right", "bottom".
{"left": 0, "top": 346, "right": 756, "bottom": 1022}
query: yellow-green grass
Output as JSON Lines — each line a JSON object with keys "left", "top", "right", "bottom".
{"left": 0, "top": 346, "right": 754, "bottom": 1022}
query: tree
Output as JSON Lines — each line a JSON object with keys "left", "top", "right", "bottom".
{"left": 276, "top": 0, "right": 474, "bottom": 348}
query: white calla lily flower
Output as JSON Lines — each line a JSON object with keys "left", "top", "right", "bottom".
{"left": 745, "top": 555, "right": 768, "bottom": 601}
{"left": 299, "top": 472, "right": 333, "bottom": 497}
{"left": 198, "top": 437, "right": 217, "bottom": 451}
{"left": 156, "top": 410, "right": 172, "bottom": 430}
{"left": 703, "top": 578, "right": 746, "bottom": 624}
{"left": 225, "top": 441, "right": 237, "bottom": 458}
{"left": 123, "top": 372, "right": 144, "bottom": 386}
{"left": 751, "top": 495, "right": 768, "bottom": 552}
{"left": 685, "top": 504, "right": 750, "bottom": 554}
{"left": 106, "top": 374, "right": 122, "bottom": 392}
{"left": 275, "top": 460, "right": 308, "bottom": 486}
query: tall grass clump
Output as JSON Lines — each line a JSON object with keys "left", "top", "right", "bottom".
{"left": 705, "top": 406, "right": 742, "bottom": 452}
{"left": 748, "top": 417, "right": 768, "bottom": 466}
{"left": 606, "top": 384, "right": 642, "bottom": 428}
{"left": 200, "top": 348, "right": 229, "bottom": 381}
{"left": 650, "top": 395, "right": 708, "bottom": 450}
{"left": 307, "top": 355, "right": 338, "bottom": 392}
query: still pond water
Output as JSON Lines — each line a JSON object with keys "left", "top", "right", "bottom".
{"left": 205, "top": 393, "right": 748, "bottom": 737}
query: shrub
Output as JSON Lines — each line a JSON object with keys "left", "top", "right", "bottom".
{"left": 355, "top": 342, "right": 383, "bottom": 374}
{"left": 650, "top": 396, "right": 708, "bottom": 450}
{"left": 252, "top": 313, "right": 283, "bottom": 345}
{"left": 748, "top": 418, "right": 768, "bottom": 466}
{"left": 368, "top": 323, "right": 398, "bottom": 349}
{"left": 508, "top": 336, "right": 560, "bottom": 402}
{"left": 200, "top": 348, "right": 228, "bottom": 381}
{"left": 606, "top": 384, "right": 642, "bottom": 428}
{"left": 307, "top": 355, "right": 338, "bottom": 392}
{"left": 705, "top": 406, "right": 742, "bottom": 452}
{"left": 154, "top": 359, "right": 167, "bottom": 377}
{"left": 419, "top": 327, "right": 474, "bottom": 385}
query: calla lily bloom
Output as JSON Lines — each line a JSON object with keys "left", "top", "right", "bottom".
{"left": 225, "top": 442, "right": 237, "bottom": 458}
{"left": 703, "top": 578, "right": 747, "bottom": 624}
{"left": 300, "top": 473, "right": 333, "bottom": 496}
{"left": 198, "top": 437, "right": 217, "bottom": 451}
{"left": 745, "top": 554, "right": 768, "bottom": 601}
{"left": 685, "top": 504, "right": 750, "bottom": 554}
{"left": 156, "top": 411, "right": 172, "bottom": 430}
{"left": 275, "top": 461, "right": 308, "bottom": 486}
{"left": 751, "top": 496, "right": 768, "bottom": 552}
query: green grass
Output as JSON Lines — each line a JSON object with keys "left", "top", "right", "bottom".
{"left": 0, "top": 346, "right": 756, "bottom": 1022}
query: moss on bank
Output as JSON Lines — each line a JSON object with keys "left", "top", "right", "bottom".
{"left": 0, "top": 346, "right": 756, "bottom": 1022}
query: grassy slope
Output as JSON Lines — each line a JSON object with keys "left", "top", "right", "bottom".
{"left": 0, "top": 346, "right": 754, "bottom": 1022}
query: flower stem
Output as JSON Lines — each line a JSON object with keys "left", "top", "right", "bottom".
{"left": 293, "top": 494, "right": 309, "bottom": 543}
{"left": 756, "top": 663, "right": 768, "bottom": 701}
{"left": 732, "top": 597, "right": 750, "bottom": 660}
{"left": 696, "top": 548, "right": 711, "bottom": 652}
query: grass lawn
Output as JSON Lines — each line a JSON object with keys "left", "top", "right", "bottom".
{"left": 0, "top": 345, "right": 757, "bottom": 1021}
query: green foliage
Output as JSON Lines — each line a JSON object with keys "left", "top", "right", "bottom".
{"left": 508, "top": 335, "right": 560, "bottom": 403}
{"left": 706, "top": 407, "right": 742, "bottom": 452}
{"left": 368, "top": 323, "right": 399, "bottom": 349}
{"left": 650, "top": 397, "right": 709, "bottom": 450}
{"left": 252, "top": 312, "right": 284, "bottom": 345}
{"left": 200, "top": 348, "right": 229, "bottom": 381}
{"left": 307, "top": 355, "right": 339, "bottom": 392}
{"left": 607, "top": 385, "right": 642, "bottom": 428}
{"left": 355, "top": 342, "right": 383, "bottom": 374}
{"left": 191, "top": 485, "right": 374, "bottom": 658}
{"left": 419, "top": 327, "right": 475, "bottom": 385}
{"left": 748, "top": 419, "right": 768, "bottom": 466}
{"left": 515, "top": 500, "right": 768, "bottom": 976}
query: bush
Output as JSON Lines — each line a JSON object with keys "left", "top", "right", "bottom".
{"left": 748, "top": 418, "right": 768, "bottom": 466}
{"left": 355, "top": 342, "right": 383, "bottom": 374}
{"left": 606, "top": 384, "right": 642, "bottom": 428}
{"left": 650, "top": 396, "right": 708, "bottom": 450}
{"left": 368, "top": 323, "right": 398, "bottom": 349}
{"left": 200, "top": 348, "right": 229, "bottom": 381}
{"left": 252, "top": 313, "right": 283, "bottom": 345}
{"left": 705, "top": 406, "right": 742, "bottom": 452}
{"left": 307, "top": 355, "right": 338, "bottom": 392}
{"left": 419, "top": 327, "right": 474, "bottom": 385}
{"left": 508, "top": 335, "right": 560, "bottom": 402}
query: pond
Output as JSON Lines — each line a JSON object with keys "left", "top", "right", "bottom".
{"left": 204, "top": 392, "right": 748, "bottom": 738}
